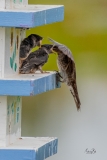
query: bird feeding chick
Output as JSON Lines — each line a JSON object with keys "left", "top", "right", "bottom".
{"left": 20, "top": 44, "right": 53, "bottom": 74}
{"left": 48, "top": 37, "right": 81, "bottom": 111}
{"left": 19, "top": 34, "right": 43, "bottom": 67}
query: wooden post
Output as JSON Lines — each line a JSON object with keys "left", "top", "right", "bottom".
{"left": 0, "top": 0, "right": 64, "bottom": 159}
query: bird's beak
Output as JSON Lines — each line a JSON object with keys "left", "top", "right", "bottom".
{"left": 50, "top": 46, "right": 54, "bottom": 53}
{"left": 40, "top": 40, "right": 42, "bottom": 47}
{"left": 50, "top": 48, "right": 56, "bottom": 55}
{"left": 38, "top": 40, "right": 42, "bottom": 48}
{"left": 51, "top": 46, "right": 56, "bottom": 54}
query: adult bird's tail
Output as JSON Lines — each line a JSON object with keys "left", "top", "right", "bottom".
{"left": 69, "top": 81, "right": 81, "bottom": 111}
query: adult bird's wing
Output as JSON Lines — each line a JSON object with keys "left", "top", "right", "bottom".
{"left": 48, "top": 37, "right": 74, "bottom": 61}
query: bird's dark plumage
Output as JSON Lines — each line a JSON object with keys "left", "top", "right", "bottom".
{"left": 19, "top": 34, "right": 43, "bottom": 67}
{"left": 48, "top": 37, "right": 81, "bottom": 110}
{"left": 20, "top": 44, "right": 53, "bottom": 74}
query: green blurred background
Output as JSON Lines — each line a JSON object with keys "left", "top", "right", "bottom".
{"left": 22, "top": 1, "right": 107, "bottom": 160}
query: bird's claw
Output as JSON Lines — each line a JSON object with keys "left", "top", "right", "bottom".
{"left": 54, "top": 70, "right": 63, "bottom": 78}
{"left": 55, "top": 71, "right": 64, "bottom": 83}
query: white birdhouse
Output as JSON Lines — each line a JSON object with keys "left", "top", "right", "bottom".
{"left": 0, "top": 0, "right": 64, "bottom": 159}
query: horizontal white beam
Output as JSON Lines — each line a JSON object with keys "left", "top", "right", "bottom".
{"left": 0, "top": 72, "right": 60, "bottom": 96}
{"left": 0, "top": 137, "right": 58, "bottom": 160}
{"left": 0, "top": 5, "right": 64, "bottom": 28}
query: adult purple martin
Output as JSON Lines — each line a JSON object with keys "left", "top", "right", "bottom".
{"left": 20, "top": 44, "right": 53, "bottom": 74}
{"left": 19, "top": 34, "right": 43, "bottom": 67}
{"left": 48, "top": 38, "right": 81, "bottom": 110}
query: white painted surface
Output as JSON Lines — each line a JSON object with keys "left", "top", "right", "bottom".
{"left": 0, "top": 28, "right": 26, "bottom": 78}
{"left": 0, "top": 4, "right": 63, "bottom": 11}
{"left": 21, "top": 0, "right": 28, "bottom": 5}
{"left": 4, "top": 71, "right": 55, "bottom": 80}
{"left": 2, "top": 137, "right": 57, "bottom": 149}
{"left": 0, "top": 28, "right": 5, "bottom": 78}
{"left": 4, "top": 28, "right": 25, "bottom": 77}
{"left": 0, "top": 0, "right": 5, "bottom": 8}
{"left": 0, "top": 96, "right": 22, "bottom": 147}
{"left": 6, "top": 0, "right": 28, "bottom": 9}
{"left": 0, "top": 0, "right": 28, "bottom": 9}
{"left": 7, "top": 96, "right": 22, "bottom": 146}
{"left": 0, "top": 96, "right": 7, "bottom": 147}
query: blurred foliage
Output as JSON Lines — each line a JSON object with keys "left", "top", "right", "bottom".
{"left": 27, "top": 0, "right": 107, "bottom": 77}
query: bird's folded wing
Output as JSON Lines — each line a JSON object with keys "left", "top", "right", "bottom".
{"left": 48, "top": 37, "right": 74, "bottom": 61}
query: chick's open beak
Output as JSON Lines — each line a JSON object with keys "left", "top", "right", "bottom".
{"left": 38, "top": 40, "right": 43, "bottom": 48}
{"left": 50, "top": 47, "right": 54, "bottom": 53}
{"left": 51, "top": 47, "right": 56, "bottom": 54}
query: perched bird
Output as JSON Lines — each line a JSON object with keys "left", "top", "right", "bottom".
{"left": 20, "top": 44, "right": 53, "bottom": 74}
{"left": 19, "top": 34, "right": 43, "bottom": 67}
{"left": 48, "top": 38, "right": 81, "bottom": 110}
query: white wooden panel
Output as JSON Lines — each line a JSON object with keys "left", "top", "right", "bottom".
{"left": 0, "top": 0, "right": 5, "bottom": 8}
{"left": 0, "top": 28, "right": 25, "bottom": 78}
{"left": 0, "top": 96, "right": 7, "bottom": 147}
{"left": 0, "top": 96, "right": 22, "bottom": 147}
{"left": 6, "top": 137, "right": 57, "bottom": 149}
{"left": 5, "top": 0, "right": 28, "bottom": 9}
{"left": 4, "top": 28, "right": 25, "bottom": 77}
{"left": 7, "top": 96, "right": 22, "bottom": 146}
{"left": 0, "top": 28, "right": 5, "bottom": 78}
{"left": 21, "top": 0, "right": 28, "bottom": 5}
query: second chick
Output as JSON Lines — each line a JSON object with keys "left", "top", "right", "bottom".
{"left": 20, "top": 44, "right": 53, "bottom": 74}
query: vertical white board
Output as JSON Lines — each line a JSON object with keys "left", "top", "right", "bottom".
{"left": 0, "top": 0, "right": 5, "bottom": 8}
{"left": 0, "top": 96, "right": 7, "bottom": 147}
{"left": 7, "top": 96, "right": 22, "bottom": 146}
{"left": 0, "top": 28, "right": 25, "bottom": 78}
{"left": 0, "top": 28, "right": 5, "bottom": 78}
{"left": 5, "top": 28, "right": 25, "bottom": 77}
{"left": 0, "top": 96, "right": 22, "bottom": 147}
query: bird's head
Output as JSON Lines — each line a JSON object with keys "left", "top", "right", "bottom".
{"left": 52, "top": 45, "right": 60, "bottom": 53}
{"left": 48, "top": 37, "right": 62, "bottom": 54}
{"left": 30, "top": 34, "right": 43, "bottom": 47}
{"left": 41, "top": 44, "right": 54, "bottom": 54}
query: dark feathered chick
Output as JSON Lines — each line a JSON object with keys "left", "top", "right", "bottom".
{"left": 19, "top": 34, "right": 43, "bottom": 67}
{"left": 48, "top": 37, "right": 81, "bottom": 111}
{"left": 20, "top": 44, "right": 53, "bottom": 74}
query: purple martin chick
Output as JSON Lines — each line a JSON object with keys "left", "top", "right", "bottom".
{"left": 20, "top": 44, "right": 53, "bottom": 74}
{"left": 48, "top": 37, "right": 81, "bottom": 110}
{"left": 19, "top": 34, "right": 43, "bottom": 67}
